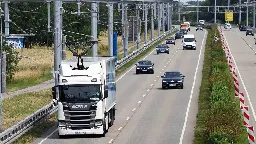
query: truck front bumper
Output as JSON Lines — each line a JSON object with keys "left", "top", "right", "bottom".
{"left": 58, "top": 126, "right": 104, "bottom": 135}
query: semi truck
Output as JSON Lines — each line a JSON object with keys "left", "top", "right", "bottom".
{"left": 52, "top": 56, "right": 116, "bottom": 138}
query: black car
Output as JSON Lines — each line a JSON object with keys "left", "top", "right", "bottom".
{"left": 161, "top": 71, "right": 185, "bottom": 89}
{"left": 246, "top": 29, "right": 254, "bottom": 36}
{"left": 166, "top": 37, "right": 175, "bottom": 45}
{"left": 180, "top": 29, "right": 187, "bottom": 34}
{"left": 135, "top": 60, "right": 154, "bottom": 74}
{"left": 239, "top": 25, "right": 247, "bottom": 31}
{"left": 156, "top": 44, "right": 169, "bottom": 54}
{"left": 175, "top": 32, "right": 184, "bottom": 39}
{"left": 196, "top": 25, "right": 203, "bottom": 31}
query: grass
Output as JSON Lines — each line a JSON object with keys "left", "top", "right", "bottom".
{"left": 6, "top": 30, "right": 163, "bottom": 93}
{"left": 11, "top": 29, "right": 177, "bottom": 144}
{"left": 194, "top": 26, "right": 248, "bottom": 144}
{"left": 2, "top": 89, "right": 52, "bottom": 130}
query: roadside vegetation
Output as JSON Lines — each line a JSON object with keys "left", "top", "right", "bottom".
{"left": 194, "top": 25, "right": 248, "bottom": 143}
{"left": 11, "top": 29, "right": 177, "bottom": 144}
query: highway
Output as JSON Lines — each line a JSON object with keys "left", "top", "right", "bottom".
{"left": 221, "top": 27, "right": 256, "bottom": 136}
{"left": 34, "top": 28, "right": 207, "bottom": 144}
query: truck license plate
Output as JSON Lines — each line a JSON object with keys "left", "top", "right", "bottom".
{"left": 142, "top": 70, "right": 147, "bottom": 71}
{"left": 169, "top": 84, "right": 175, "bottom": 86}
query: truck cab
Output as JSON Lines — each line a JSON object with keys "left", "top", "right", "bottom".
{"left": 180, "top": 24, "right": 189, "bottom": 33}
{"left": 182, "top": 34, "right": 197, "bottom": 50}
{"left": 183, "top": 22, "right": 190, "bottom": 31}
{"left": 52, "top": 56, "right": 116, "bottom": 138}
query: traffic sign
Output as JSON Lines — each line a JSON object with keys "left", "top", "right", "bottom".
{"left": 225, "top": 11, "right": 233, "bottom": 22}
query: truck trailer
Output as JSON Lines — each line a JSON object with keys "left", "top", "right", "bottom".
{"left": 52, "top": 56, "right": 116, "bottom": 138}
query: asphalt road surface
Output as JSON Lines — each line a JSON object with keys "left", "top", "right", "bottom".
{"left": 34, "top": 28, "right": 207, "bottom": 144}
{"left": 221, "top": 27, "right": 256, "bottom": 136}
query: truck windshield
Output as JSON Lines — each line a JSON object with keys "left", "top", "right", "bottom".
{"left": 59, "top": 84, "right": 101, "bottom": 102}
{"left": 184, "top": 38, "right": 195, "bottom": 42}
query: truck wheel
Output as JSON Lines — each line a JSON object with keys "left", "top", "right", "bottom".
{"left": 180, "top": 85, "right": 184, "bottom": 89}
{"left": 136, "top": 71, "right": 139, "bottom": 74}
{"left": 109, "top": 108, "right": 115, "bottom": 127}
{"left": 157, "top": 52, "right": 159, "bottom": 55}
{"left": 167, "top": 52, "right": 169, "bottom": 54}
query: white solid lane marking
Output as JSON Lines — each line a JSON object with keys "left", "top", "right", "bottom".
{"left": 143, "top": 94, "right": 146, "bottom": 97}
{"left": 138, "top": 101, "right": 141, "bottom": 104}
{"left": 118, "top": 127, "right": 123, "bottom": 131}
{"left": 38, "top": 128, "right": 58, "bottom": 144}
{"left": 108, "top": 139, "right": 114, "bottom": 144}
{"left": 132, "top": 108, "right": 136, "bottom": 112}
{"left": 179, "top": 31, "right": 207, "bottom": 144}
{"left": 223, "top": 31, "right": 256, "bottom": 121}
{"left": 126, "top": 117, "right": 130, "bottom": 120}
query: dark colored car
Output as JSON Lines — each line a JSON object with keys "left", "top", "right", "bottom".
{"left": 156, "top": 44, "right": 169, "bottom": 54}
{"left": 196, "top": 25, "right": 203, "bottom": 31}
{"left": 166, "top": 37, "right": 175, "bottom": 45}
{"left": 246, "top": 29, "right": 254, "bottom": 36}
{"left": 175, "top": 32, "right": 184, "bottom": 39}
{"left": 161, "top": 71, "right": 185, "bottom": 89}
{"left": 180, "top": 29, "right": 187, "bottom": 34}
{"left": 135, "top": 60, "right": 154, "bottom": 74}
{"left": 239, "top": 25, "right": 247, "bottom": 31}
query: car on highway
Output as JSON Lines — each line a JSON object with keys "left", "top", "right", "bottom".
{"left": 180, "top": 29, "right": 187, "bottom": 34}
{"left": 182, "top": 34, "right": 197, "bottom": 50}
{"left": 166, "top": 37, "right": 175, "bottom": 45}
{"left": 224, "top": 23, "right": 232, "bottom": 29}
{"left": 156, "top": 44, "right": 169, "bottom": 54}
{"left": 246, "top": 29, "right": 254, "bottom": 36}
{"left": 135, "top": 60, "right": 154, "bottom": 74}
{"left": 196, "top": 25, "right": 203, "bottom": 31}
{"left": 239, "top": 25, "right": 247, "bottom": 31}
{"left": 161, "top": 71, "right": 185, "bottom": 89}
{"left": 175, "top": 32, "right": 184, "bottom": 39}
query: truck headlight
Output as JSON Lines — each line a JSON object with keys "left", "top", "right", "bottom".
{"left": 137, "top": 67, "right": 140, "bottom": 69}
{"left": 166, "top": 49, "right": 168, "bottom": 50}
{"left": 178, "top": 80, "right": 182, "bottom": 82}
{"left": 95, "top": 119, "right": 103, "bottom": 126}
{"left": 162, "top": 80, "right": 166, "bottom": 82}
{"left": 148, "top": 67, "right": 152, "bottom": 69}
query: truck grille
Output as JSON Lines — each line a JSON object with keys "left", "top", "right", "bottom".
{"left": 63, "top": 105, "right": 97, "bottom": 130}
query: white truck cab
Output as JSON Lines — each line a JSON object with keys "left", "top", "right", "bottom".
{"left": 182, "top": 34, "right": 197, "bottom": 50}
{"left": 199, "top": 20, "right": 205, "bottom": 25}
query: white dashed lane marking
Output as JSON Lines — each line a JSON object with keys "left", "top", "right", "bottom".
{"left": 142, "top": 94, "right": 146, "bottom": 97}
{"left": 132, "top": 108, "right": 136, "bottom": 112}
{"left": 126, "top": 117, "right": 130, "bottom": 120}
{"left": 108, "top": 139, "right": 114, "bottom": 143}
{"left": 151, "top": 84, "right": 154, "bottom": 86}
{"left": 138, "top": 101, "right": 142, "bottom": 104}
{"left": 147, "top": 89, "right": 150, "bottom": 91}
{"left": 118, "top": 127, "right": 123, "bottom": 131}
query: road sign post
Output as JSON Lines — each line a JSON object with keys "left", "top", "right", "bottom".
{"left": 225, "top": 10, "right": 233, "bottom": 22}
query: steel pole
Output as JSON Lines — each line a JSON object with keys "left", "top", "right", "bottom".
{"left": 144, "top": 4, "right": 148, "bottom": 44}
{"left": 136, "top": 4, "right": 141, "bottom": 49}
{"left": 151, "top": 4, "right": 154, "bottom": 40}
{"left": 178, "top": 0, "right": 180, "bottom": 22}
{"left": 247, "top": 2, "right": 249, "bottom": 26}
{"left": 162, "top": 3, "right": 165, "bottom": 33}
{"left": 170, "top": 2, "right": 173, "bottom": 30}
{"left": 158, "top": 3, "right": 160, "bottom": 36}
{"left": 254, "top": 1, "right": 255, "bottom": 28}
{"left": 91, "top": 3, "right": 98, "bottom": 57}
{"left": 47, "top": 1, "right": 51, "bottom": 32}
{"left": 108, "top": 3, "right": 113, "bottom": 56}
{"left": 4, "top": 2, "right": 9, "bottom": 37}
{"left": 167, "top": 3, "right": 169, "bottom": 31}
{"left": 197, "top": 0, "right": 199, "bottom": 23}
{"left": 239, "top": 0, "right": 241, "bottom": 24}
{"left": 123, "top": 4, "right": 128, "bottom": 57}
{"left": 228, "top": 0, "right": 230, "bottom": 10}
{"left": 214, "top": 0, "right": 216, "bottom": 23}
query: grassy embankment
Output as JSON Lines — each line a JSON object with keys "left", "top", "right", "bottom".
{"left": 7, "top": 29, "right": 177, "bottom": 144}
{"left": 194, "top": 25, "right": 248, "bottom": 143}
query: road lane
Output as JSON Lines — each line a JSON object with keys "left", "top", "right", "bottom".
{"left": 34, "top": 28, "right": 205, "bottom": 144}
{"left": 112, "top": 28, "right": 206, "bottom": 144}
{"left": 221, "top": 27, "right": 256, "bottom": 136}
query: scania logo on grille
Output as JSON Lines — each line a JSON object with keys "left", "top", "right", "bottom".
{"left": 71, "top": 105, "right": 87, "bottom": 109}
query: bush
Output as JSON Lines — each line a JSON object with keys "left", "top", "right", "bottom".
{"left": 194, "top": 26, "right": 248, "bottom": 144}
{"left": 2, "top": 43, "right": 20, "bottom": 81}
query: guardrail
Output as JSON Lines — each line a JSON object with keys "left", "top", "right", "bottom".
{"left": 0, "top": 27, "right": 178, "bottom": 144}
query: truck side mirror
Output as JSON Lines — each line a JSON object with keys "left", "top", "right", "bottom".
{"left": 195, "top": 40, "right": 197, "bottom": 42}
{"left": 152, "top": 63, "right": 154, "bottom": 66}
{"left": 52, "top": 86, "right": 57, "bottom": 100}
